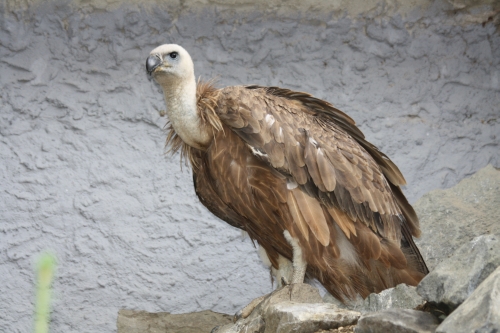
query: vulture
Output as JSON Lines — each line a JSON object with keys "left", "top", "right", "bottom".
{"left": 145, "top": 44, "right": 428, "bottom": 308}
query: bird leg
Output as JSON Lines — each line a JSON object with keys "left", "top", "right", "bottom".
{"left": 234, "top": 231, "right": 307, "bottom": 322}
{"left": 272, "top": 253, "right": 294, "bottom": 288}
{"left": 284, "top": 230, "right": 307, "bottom": 284}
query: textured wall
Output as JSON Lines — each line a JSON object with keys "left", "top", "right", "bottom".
{"left": 0, "top": 0, "right": 499, "bottom": 332}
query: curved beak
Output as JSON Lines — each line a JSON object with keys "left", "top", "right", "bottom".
{"left": 146, "top": 55, "right": 161, "bottom": 75}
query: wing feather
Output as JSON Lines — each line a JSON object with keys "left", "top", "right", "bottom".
{"left": 304, "top": 133, "right": 327, "bottom": 192}
{"left": 271, "top": 122, "right": 285, "bottom": 143}
{"left": 327, "top": 205, "right": 357, "bottom": 239}
{"left": 287, "top": 190, "right": 310, "bottom": 242}
{"left": 317, "top": 148, "right": 337, "bottom": 192}
{"left": 351, "top": 223, "right": 382, "bottom": 266}
{"left": 284, "top": 131, "right": 307, "bottom": 184}
{"left": 264, "top": 141, "right": 285, "bottom": 168}
{"left": 291, "top": 189, "right": 330, "bottom": 246}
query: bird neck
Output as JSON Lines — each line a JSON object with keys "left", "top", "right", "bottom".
{"left": 162, "top": 75, "right": 211, "bottom": 150}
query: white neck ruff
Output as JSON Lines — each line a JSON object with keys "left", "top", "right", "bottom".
{"left": 162, "top": 77, "right": 211, "bottom": 150}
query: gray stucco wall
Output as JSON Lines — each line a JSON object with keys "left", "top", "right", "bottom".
{"left": 0, "top": 1, "right": 499, "bottom": 332}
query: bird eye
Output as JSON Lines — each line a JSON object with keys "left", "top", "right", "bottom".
{"left": 169, "top": 52, "right": 178, "bottom": 59}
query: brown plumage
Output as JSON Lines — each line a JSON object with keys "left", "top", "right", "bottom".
{"left": 147, "top": 44, "right": 428, "bottom": 303}
{"left": 169, "top": 82, "right": 428, "bottom": 300}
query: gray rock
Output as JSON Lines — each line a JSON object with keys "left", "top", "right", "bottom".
{"left": 264, "top": 302, "right": 360, "bottom": 333}
{"left": 213, "top": 317, "right": 265, "bottom": 333}
{"left": 323, "top": 293, "right": 365, "bottom": 311}
{"left": 417, "top": 234, "right": 500, "bottom": 312}
{"left": 315, "top": 326, "right": 355, "bottom": 333}
{"left": 414, "top": 165, "right": 500, "bottom": 271}
{"left": 360, "top": 284, "right": 425, "bottom": 313}
{"left": 436, "top": 266, "right": 500, "bottom": 333}
{"left": 324, "top": 284, "right": 424, "bottom": 313}
{"left": 246, "top": 283, "right": 324, "bottom": 319}
{"left": 355, "top": 309, "right": 439, "bottom": 333}
{"left": 117, "top": 309, "right": 232, "bottom": 333}
{"left": 214, "top": 284, "right": 323, "bottom": 333}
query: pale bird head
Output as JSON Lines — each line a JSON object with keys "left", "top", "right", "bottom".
{"left": 146, "top": 44, "right": 194, "bottom": 85}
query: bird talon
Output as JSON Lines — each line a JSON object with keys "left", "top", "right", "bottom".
{"left": 281, "top": 276, "right": 289, "bottom": 286}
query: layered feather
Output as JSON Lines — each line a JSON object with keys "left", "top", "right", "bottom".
{"left": 165, "top": 81, "right": 428, "bottom": 302}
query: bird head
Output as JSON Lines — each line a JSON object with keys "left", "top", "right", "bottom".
{"left": 146, "top": 44, "right": 195, "bottom": 85}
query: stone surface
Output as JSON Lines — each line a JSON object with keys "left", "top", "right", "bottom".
{"left": 417, "top": 234, "right": 500, "bottom": 312}
{"left": 212, "top": 321, "right": 253, "bottom": 333}
{"left": 435, "top": 266, "right": 500, "bottom": 333}
{"left": 1, "top": 1, "right": 499, "bottom": 333}
{"left": 355, "top": 309, "right": 439, "bottom": 333}
{"left": 265, "top": 302, "right": 360, "bottom": 333}
{"left": 324, "top": 284, "right": 424, "bottom": 313}
{"left": 414, "top": 165, "right": 500, "bottom": 271}
{"left": 360, "top": 284, "right": 425, "bottom": 313}
{"left": 213, "top": 284, "right": 360, "bottom": 333}
{"left": 117, "top": 309, "right": 232, "bottom": 333}
{"left": 323, "top": 293, "right": 364, "bottom": 311}
{"left": 213, "top": 318, "right": 264, "bottom": 333}
{"left": 315, "top": 326, "right": 355, "bottom": 333}
{"left": 214, "top": 284, "right": 324, "bottom": 333}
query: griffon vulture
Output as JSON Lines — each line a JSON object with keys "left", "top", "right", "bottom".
{"left": 145, "top": 44, "right": 428, "bottom": 310}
